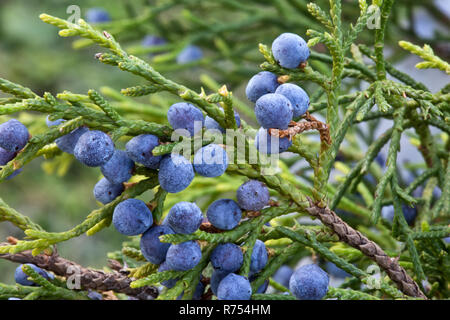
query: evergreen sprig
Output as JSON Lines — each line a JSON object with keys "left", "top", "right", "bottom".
{"left": 0, "top": 0, "right": 448, "bottom": 301}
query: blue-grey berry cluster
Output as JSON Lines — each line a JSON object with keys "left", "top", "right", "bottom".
{"left": 110, "top": 175, "right": 272, "bottom": 300}
{"left": 48, "top": 117, "right": 133, "bottom": 206}
{"left": 202, "top": 180, "right": 271, "bottom": 300}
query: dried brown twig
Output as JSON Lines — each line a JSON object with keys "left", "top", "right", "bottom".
{"left": 269, "top": 112, "right": 331, "bottom": 145}
{"left": 0, "top": 242, "right": 158, "bottom": 300}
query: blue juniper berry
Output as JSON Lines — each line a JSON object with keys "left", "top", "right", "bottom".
{"left": 14, "top": 264, "right": 52, "bottom": 286}
{"left": 74, "top": 130, "right": 115, "bottom": 167}
{"left": 166, "top": 201, "right": 203, "bottom": 234}
{"left": 236, "top": 180, "right": 270, "bottom": 211}
{"left": 140, "top": 224, "right": 175, "bottom": 264}
{"left": 255, "top": 93, "right": 293, "bottom": 129}
{"left": 158, "top": 153, "right": 194, "bottom": 193}
{"left": 211, "top": 243, "right": 244, "bottom": 272}
{"left": 245, "top": 71, "right": 280, "bottom": 103}
{"left": 176, "top": 45, "right": 203, "bottom": 64}
{"left": 275, "top": 83, "right": 310, "bottom": 118}
{"left": 165, "top": 241, "right": 202, "bottom": 271}
{"left": 85, "top": 8, "right": 111, "bottom": 23}
{"left": 93, "top": 177, "right": 124, "bottom": 204}
{"left": 204, "top": 109, "right": 241, "bottom": 133}
{"left": 125, "top": 134, "right": 162, "bottom": 170}
{"left": 206, "top": 199, "right": 242, "bottom": 230}
{"left": 167, "top": 102, "right": 204, "bottom": 137}
{"left": 249, "top": 239, "right": 268, "bottom": 273}
{"left": 193, "top": 144, "right": 229, "bottom": 178}
{"left": 217, "top": 273, "right": 252, "bottom": 300}
{"left": 101, "top": 149, "right": 135, "bottom": 184}
{"left": 55, "top": 126, "right": 89, "bottom": 154}
{"left": 272, "top": 265, "right": 294, "bottom": 288}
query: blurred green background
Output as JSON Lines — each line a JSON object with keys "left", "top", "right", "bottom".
{"left": 0, "top": 0, "right": 448, "bottom": 285}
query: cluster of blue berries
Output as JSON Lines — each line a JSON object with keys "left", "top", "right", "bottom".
{"left": 1, "top": 31, "right": 335, "bottom": 301}
{"left": 110, "top": 178, "right": 271, "bottom": 300}
{"left": 246, "top": 33, "right": 311, "bottom": 154}
{"left": 227, "top": 32, "right": 330, "bottom": 300}
{"left": 193, "top": 181, "right": 270, "bottom": 299}
{"left": 49, "top": 98, "right": 234, "bottom": 204}
{"left": 158, "top": 101, "right": 233, "bottom": 193}
{"left": 109, "top": 176, "right": 270, "bottom": 299}
{"left": 209, "top": 239, "right": 270, "bottom": 300}
{"left": 103, "top": 94, "right": 251, "bottom": 299}
{"left": 46, "top": 117, "right": 130, "bottom": 205}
